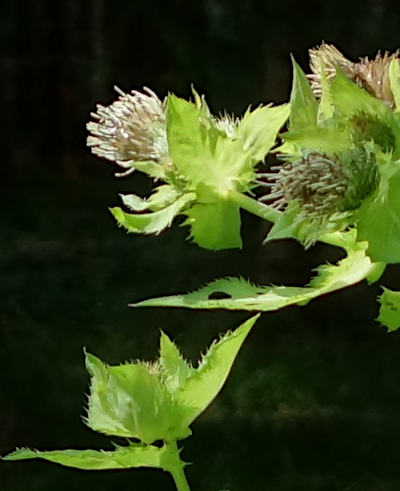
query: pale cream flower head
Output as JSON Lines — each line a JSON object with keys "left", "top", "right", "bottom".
{"left": 87, "top": 87, "right": 168, "bottom": 176}
{"left": 307, "top": 42, "right": 400, "bottom": 107}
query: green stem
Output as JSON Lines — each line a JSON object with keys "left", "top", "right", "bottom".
{"left": 229, "top": 190, "right": 282, "bottom": 223}
{"left": 230, "top": 191, "right": 367, "bottom": 253}
{"left": 165, "top": 442, "right": 191, "bottom": 491}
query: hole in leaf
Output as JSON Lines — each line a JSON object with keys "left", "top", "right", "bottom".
{"left": 151, "top": 440, "right": 164, "bottom": 448}
{"left": 127, "top": 437, "right": 141, "bottom": 445}
{"left": 208, "top": 291, "right": 232, "bottom": 300}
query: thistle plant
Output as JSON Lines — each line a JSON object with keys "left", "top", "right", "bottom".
{"left": 4, "top": 43, "right": 400, "bottom": 489}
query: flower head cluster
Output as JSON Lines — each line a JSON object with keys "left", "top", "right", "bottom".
{"left": 87, "top": 87, "right": 169, "bottom": 176}
{"left": 257, "top": 43, "right": 400, "bottom": 247}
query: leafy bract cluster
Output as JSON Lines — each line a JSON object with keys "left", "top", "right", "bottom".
{"left": 88, "top": 87, "right": 289, "bottom": 250}
{"left": 3, "top": 316, "right": 257, "bottom": 475}
{"left": 260, "top": 45, "right": 400, "bottom": 332}
{"left": 264, "top": 52, "right": 400, "bottom": 261}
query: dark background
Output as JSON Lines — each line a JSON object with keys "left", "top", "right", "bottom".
{"left": 2, "top": 1, "right": 400, "bottom": 490}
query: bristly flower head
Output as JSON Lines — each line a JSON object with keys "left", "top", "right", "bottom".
{"left": 308, "top": 43, "right": 355, "bottom": 98}
{"left": 262, "top": 152, "right": 348, "bottom": 216}
{"left": 260, "top": 147, "right": 379, "bottom": 243}
{"left": 308, "top": 42, "right": 400, "bottom": 107}
{"left": 87, "top": 87, "right": 169, "bottom": 176}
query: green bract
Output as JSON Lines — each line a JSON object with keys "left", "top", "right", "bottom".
{"left": 378, "top": 287, "right": 400, "bottom": 332}
{"left": 84, "top": 314, "right": 257, "bottom": 443}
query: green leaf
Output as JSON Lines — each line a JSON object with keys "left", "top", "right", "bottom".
{"left": 392, "top": 113, "right": 400, "bottom": 160}
{"left": 159, "top": 332, "right": 191, "bottom": 393}
{"left": 134, "top": 243, "right": 376, "bottom": 311}
{"left": 2, "top": 444, "right": 169, "bottom": 471}
{"left": 174, "top": 315, "right": 258, "bottom": 427}
{"left": 265, "top": 203, "right": 352, "bottom": 248}
{"left": 167, "top": 94, "right": 287, "bottom": 197}
{"left": 191, "top": 85, "right": 212, "bottom": 114}
{"left": 282, "top": 125, "right": 352, "bottom": 154}
{"left": 184, "top": 199, "right": 242, "bottom": 250}
{"left": 318, "top": 60, "right": 335, "bottom": 121}
{"left": 110, "top": 193, "right": 195, "bottom": 235}
{"left": 389, "top": 58, "right": 400, "bottom": 111}
{"left": 165, "top": 94, "right": 290, "bottom": 250}
{"left": 166, "top": 95, "right": 221, "bottom": 190}
{"left": 131, "top": 161, "right": 166, "bottom": 179}
{"left": 264, "top": 204, "right": 303, "bottom": 243}
{"left": 167, "top": 94, "right": 252, "bottom": 197}
{"left": 236, "top": 103, "right": 290, "bottom": 161}
{"left": 119, "top": 193, "right": 149, "bottom": 212}
{"left": 289, "top": 57, "right": 318, "bottom": 131}
{"left": 377, "top": 287, "right": 400, "bottom": 332}
{"left": 120, "top": 185, "right": 180, "bottom": 212}
{"left": 83, "top": 314, "right": 257, "bottom": 443}
{"left": 356, "top": 157, "right": 400, "bottom": 263}
{"left": 330, "top": 67, "right": 389, "bottom": 118}
{"left": 366, "top": 262, "right": 386, "bottom": 284}
{"left": 85, "top": 352, "right": 176, "bottom": 443}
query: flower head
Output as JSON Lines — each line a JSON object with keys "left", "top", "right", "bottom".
{"left": 354, "top": 51, "right": 399, "bottom": 107}
{"left": 262, "top": 152, "right": 348, "bottom": 216}
{"left": 260, "top": 147, "right": 378, "bottom": 242}
{"left": 87, "top": 87, "right": 169, "bottom": 175}
{"left": 308, "top": 43, "right": 400, "bottom": 107}
{"left": 308, "top": 43, "right": 355, "bottom": 98}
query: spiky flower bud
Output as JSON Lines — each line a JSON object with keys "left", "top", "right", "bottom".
{"left": 260, "top": 148, "right": 378, "bottom": 226}
{"left": 86, "top": 87, "right": 169, "bottom": 175}
{"left": 308, "top": 43, "right": 400, "bottom": 107}
{"left": 355, "top": 51, "right": 399, "bottom": 106}
{"left": 308, "top": 43, "right": 355, "bottom": 98}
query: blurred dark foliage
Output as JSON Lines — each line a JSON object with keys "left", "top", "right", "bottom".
{"left": 2, "top": 1, "right": 400, "bottom": 490}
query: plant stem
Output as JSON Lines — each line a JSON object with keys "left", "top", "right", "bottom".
{"left": 169, "top": 464, "right": 191, "bottom": 491}
{"left": 165, "top": 442, "right": 191, "bottom": 491}
{"left": 231, "top": 191, "right": 375, "bottom": 254}
{"left": 229, "top": 190, "right": 282, "bottom": 223}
